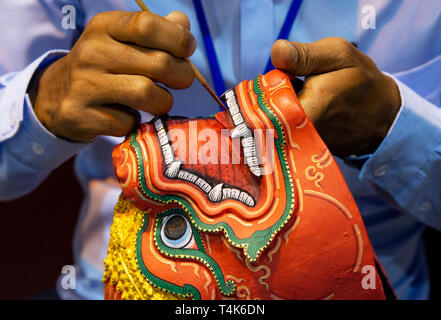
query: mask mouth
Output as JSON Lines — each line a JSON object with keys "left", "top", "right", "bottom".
{"left": 153, "top": 117, "right": 256, "bottom": 207}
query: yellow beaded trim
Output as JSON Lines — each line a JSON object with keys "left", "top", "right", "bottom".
{"left": 102, "top": 195, "right": 185, "bottom": 300}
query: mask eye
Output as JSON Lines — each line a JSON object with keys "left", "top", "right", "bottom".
{"left": 160, "top": 214, "right": 194, "bottom": 249}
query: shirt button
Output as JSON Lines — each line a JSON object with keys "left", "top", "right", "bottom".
{"left": 420, "top": 202, "right": 432, "bottom": 213}
{"left": 374, "top": 164, "right": 389, "bottom": 177}
{"left": 30, "top": 142, "right": 45, "bottom": 155}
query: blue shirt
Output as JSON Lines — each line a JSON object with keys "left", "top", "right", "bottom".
{"left": 0, "top": 0, "right": 440, "bottom": 300}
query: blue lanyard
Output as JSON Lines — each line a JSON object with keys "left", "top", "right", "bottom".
{"left": 192, "top": 0, "right": 303, "bottom": 109}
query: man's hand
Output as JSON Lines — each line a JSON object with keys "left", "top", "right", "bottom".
{"left": 31, "top": 10, "right": 196, "bottom": 142}
{"left": 271, "top": 37, "right": 401, "bottom": 157}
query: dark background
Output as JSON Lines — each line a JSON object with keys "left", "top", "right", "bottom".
{"left": 0, "top": 158, "right": 82, "bottom": 300}
{"left": 0, "top": 157, "right": 440, "bottom": 300}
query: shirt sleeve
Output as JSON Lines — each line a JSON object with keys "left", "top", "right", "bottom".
{"left": 359, "top": 69, "right": 441, "bottom": 230}
{"left": 0, "top": 50, "right": 89, "bottom": 201}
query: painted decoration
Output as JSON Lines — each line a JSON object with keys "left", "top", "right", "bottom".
{"left": 103, "top": 70, "right": 390, "bottom": 300}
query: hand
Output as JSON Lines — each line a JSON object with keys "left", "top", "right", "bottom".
{"left": 31, "top": 11, "right": 196, "bottom": 142}
{"left": 271, "top": 37, "right": 401, "bottom": 157}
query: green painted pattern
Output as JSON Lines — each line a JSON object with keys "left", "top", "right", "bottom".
{"left": 135, "top": 213, "right": 201, "bottom": 299}
{"left": 131, "top": 75, "right": 295, "bottom": 263}
{"left": 153, "top": 208, "right": 235, "bottom": 296}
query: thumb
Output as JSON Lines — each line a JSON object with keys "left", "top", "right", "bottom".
{"left": 271, "top": 37, "right": 357, "bottom": 76}
{"left": 165, "top": 11, "right": 191, "bottom": 30}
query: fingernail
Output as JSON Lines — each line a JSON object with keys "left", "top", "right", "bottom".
{"left": 189, "top": 35, "right": 197, "bottom": 56}
{"left": 284, "top": 40, "right": 298, "bottom": 63}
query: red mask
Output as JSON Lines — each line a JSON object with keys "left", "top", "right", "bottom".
{"left": 104, "top": 70, "right": 392, "bottom": 300}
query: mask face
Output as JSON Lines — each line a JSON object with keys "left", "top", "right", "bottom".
{"left": 104, "top": 70, "right": 389, "bottom": 300}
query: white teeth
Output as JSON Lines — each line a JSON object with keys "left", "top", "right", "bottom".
{"left": 164, "top": 161, "right": 181, "bottom": 179}
{"left": 222, "top": 188, "right": 232, "bottom": 199}
{"left": 157, "top": 128, "right": 168, "bottom": 146}
{"left": 162, "top": 144, "right": 174, "bottom": 165}
{"left": 247, "top": 156, "right": 261, "bottom": 177}
{"left": 225, "top": 90, "right": 239, "bottom": 115}
{"left": 247, "top": 156, "right": 259, "bottom": 168}
{"left": 177, "top": 170, "right": 198, "bottom": 183}
{"left": 220, "top": 186, "right": 255, "bottom": 206}
{"left": 229, "top": 103, "right": 239, "bottom": 116}
{"left": 208, "top": 183, "right": 224, "bottom": 202}
{"left": 224, "top": 90, "right": 235, "bottom": 100}
{"left": 230, "top": 188, "right": 240, "bottom": 199}
{"left": 156, "top": 119, "right": 174, "bottom": 165}
{"left": 195, "top": 177, "right": 212, "bottom": 193}
{"left": 239, "top": 191, "right": 255, "bottom": 206}
{"left": 249, "top": 165, "right": 262, "bottom": 177}
{"left": 242, "top": 137, "right": 255, "bottom": 148}
{"left": 189, "top": 173, "right": 198, "bottom": 183}
{"left": 232, "top": 113, "right": 244, "bottom": 126}
{"left": 227, "top": 95, "right": 238, "bottom": 107}
{"left": 195, "top": 177, "right": 205, "bottom": 188}
{"left": 244, "top": 146, "right": 256, "bottom": 158}
{"left": 231, "top": 123, "right": 252, "bottom": 139}
{"left": 239, "top": 191, "right": 248, "bottom": 203}
{"left": 245, "top": 195, "right": 255, "bottom": 206}
{"left": 154, "top": 119, "right": 164, "bottom": 131}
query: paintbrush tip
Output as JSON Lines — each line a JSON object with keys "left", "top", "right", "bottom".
{"left": 203, "top": 83, "right": 227, "bottom": 111}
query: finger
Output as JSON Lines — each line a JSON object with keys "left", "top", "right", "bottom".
{"left": 93, "top": 41, "right": 195, "bottom": 89}
{"left": 296, "top": 74, "right": 332, "bottom": 124}
{"left": 165, "top": 11, "right": 191, "bottom": 30}
{"left": 88, "top": 104, "right": 141, "bottom": 138}
{"left": 101, "top": 11, "right": 196, "bottom": 58}
{"left": 297, "top": 69, "right": 354, "bottom": 125}
{"left": 87, "top": 73, "right": 174, "bottom": 116}
{"left": 271, "top": 37, "right": 358, "bottom": 76}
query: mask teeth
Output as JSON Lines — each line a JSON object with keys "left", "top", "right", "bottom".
{"left": 242, "top": 137, "right": 255, "bottom": 148}
{"left": 239, "top": 136, "right": 263, "bottom": 177}
{"left": 231, "top": 123, "right": 252, "bottom": 139}
{"left": 246, "top": 156, "right": 259, "bottom": 168}
{"left": 154, "top": 119, "right": 164, "bottom": 131}
{"left": 222, "top": 187, "right": 232, "bottom": 200}
{"left": 249, "top": 165, "right": 262, "bottom": 177}
{"left": 231, "top": 113, "right": 244, "bottom": 126}
{"left": 222, "top": 188, "right": 255, "bottom": 206}
{"left": 225, "top": 91, "right": 238, "bottom": 107}
{"left": 208, "top": 183, "right": 224, "bottom": 202}
{"left": 220, "top": 89, "right": 235, "bottom": 103}
{"left": 195, "top": 177, "right": 212, "bottom": 193}
{"left": 244, "top": 195, "right": 255, "bottom": 206}
{"left": 244, "top": 145, "right": 256, "bottom": 158}
{"left": 161, "top": 144, "right": 174, "bottom": 165}
{"left": 230, "top": 188, "right": 241, "bottom": 200}
{"left": 223, "top": 89, "right": 235, "bottom": 100}
{"left": 239, "top": 191, "right": 255, "bottom": 206}
{"left": 176, "top": 170, "right": 198, "bottom": 184}
{"left": 247, "top": 157, "right": 261, "bottom": 177}
{"left": 229, "top": 103, "right": 240, "bottom": 116}
{"left": 157, "top": 128, "right": 168, "bottom": 146}
{"left": 164, "top": 161, "right": 181, "bottom": 179}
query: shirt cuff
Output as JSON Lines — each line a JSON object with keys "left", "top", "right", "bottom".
{"left": 359, "top": 73, "right": 441, "bottom": 217}
{"left": 2, "top": 50, "right": 89, "bottom": 170}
